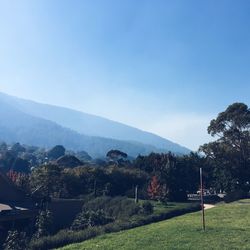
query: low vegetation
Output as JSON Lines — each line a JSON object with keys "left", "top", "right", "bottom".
{"left": 0, "top": 102, "right": 249, "bottom": 249}
{"left": 60, "top": 200, "right": 250, "bottom": 250}
{"left": 29, "top": 198, "right": 199, "bottom": 250}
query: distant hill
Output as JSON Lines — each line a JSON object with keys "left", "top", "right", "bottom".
{"left": 0, "top": 92, "right": 190, "bottom": 157}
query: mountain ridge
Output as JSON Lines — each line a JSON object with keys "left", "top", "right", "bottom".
{"left": 0, "top": 92, "right": 190, "bottom": 156}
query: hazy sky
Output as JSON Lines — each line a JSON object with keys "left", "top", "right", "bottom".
{"left": 0, "top": 0, "right": 250, "bottom": 150}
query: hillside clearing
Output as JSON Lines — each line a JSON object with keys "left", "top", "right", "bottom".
{"left": 60, "top": 200, "right": 250, "bottom": 250}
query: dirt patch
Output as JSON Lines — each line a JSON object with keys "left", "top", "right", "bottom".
{"left": 204, "top": 204, "right": 215, "bottom": 210}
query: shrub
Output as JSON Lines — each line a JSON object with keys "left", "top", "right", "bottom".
{"left": 71, "top": 209, "right": 113, "bottom": 231}
{"left": 34, "top": 209, "right": 53, "bottom": 238}
{"left": 203, "top": 195, "right": 222, "bottom": 204}
{"left": 3, "top": 231, "right": 27, "bottom": 250}
{"left": 82, "top": 196, "right": 141, "bottom": 219}
{"left": 29, "top": 227, "right": 102, "bottom": 250}
{"left": 141, "top": 201, "right": 153, "bottom": 215}
{"left": 224, "top": 190, "right": 248, "bottom": 203}
{"left": 168, "top": 190, "right": 187, "bottom": 202}
{"left": 29, "top": 202, "right": 200, "bottom": 250}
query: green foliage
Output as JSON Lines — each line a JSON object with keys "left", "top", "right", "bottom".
{"left": 141, "top": 201, "right": 153, "bottom": 215}
{"left": 11, "top": 157, "right": 30, "bottom": 173}
{"left": 106, "top": 150, "right": 129, "bottom": 166}
{"left": 106, "top": 149, "right": 128, "bottom": 159}
{"left": 28, "top": 202, "right": 200, "bottom": 250}
{"left": 0, "top": 150, "right": 16, "bottom": 171}
{"left": 1, "top": 141, "right": 199, "bottom": 203}
{"left": 47, "top": 145, "right": 66, "bottom": 160}
{"left": 34, "top": 209, "right": 53, "bottom": 238}
{"left": 30, "top": 164, "right": 62, "bottom": 198}
{"left": 11, "top": 143, "right": 26, "bottom": 155}
{"left": 59, "top": 170, "right": 83, "bottom": 198}
{"left": 3, "top": 230, "right": 27, "bottom": 250}
{"left": 224, "top": 190, "right": 248, "bottom": 203}
{"left": 200, "top": 103, "right": 250, "bottom": 192}
{"left": 28, "top": 163, "right": 148, "bottom": 199}
{"left": 71, "top": 209, "right": 113, "bottom": 231}
{"left": 0, "top": 146, "right": 31, "bottom": 173}
{"left": 75, "top": 151, "right": 92, "bottom": 162}
{"left": 61, "top": 200, "right": 250, "bottom": 250}
{"left": 82, "top": 196, "right": 141, "bottom": 219}
{"left": 107, "top": 167, "right": 149, "bottom": 197}
{"left": 0, "top": 142, "right": 7, "bottom": 151}
{"left": 56, "top": 155, "right": 83, "bottom": 168}
{"left": 135, "top": 152, "right": 200, "bottom": 201}
{"left": 168, "top": 189, "right": 187, "bottom": 202}
{"left": 29, "top": 228, "right": 102, "bottom": 250}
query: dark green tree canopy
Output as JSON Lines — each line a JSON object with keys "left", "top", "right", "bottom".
{"left": 106, "top": 150, "right": 128, "bottom": 159}
{"left": 47, "top": 145, "right": 66, "bottom": 160}
{"left": 208, "top": 103, "right": 250, "bottom": 140}
{"left": 11, "top": 143, "right": 26, "bottom": 155}
{"left": 56, "top": 155, "right": 83, "bottom": 168}
{"left": 201, "top": 102, "right": 250, "bottom": 192}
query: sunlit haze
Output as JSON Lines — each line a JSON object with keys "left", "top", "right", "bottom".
{"left": 1, "top": 0, "right": 250, "bottom": 150}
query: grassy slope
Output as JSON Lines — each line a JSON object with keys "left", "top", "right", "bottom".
{"left": 61, "top": 200, "right": 250, "bottom": 250}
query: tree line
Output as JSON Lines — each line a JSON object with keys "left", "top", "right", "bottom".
{"left": 1, "top": 102, "right": 249, "bottom": 202}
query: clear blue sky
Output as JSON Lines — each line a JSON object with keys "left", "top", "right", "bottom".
{"left": 0, "top": 0, "right": 250, "bottom": 150}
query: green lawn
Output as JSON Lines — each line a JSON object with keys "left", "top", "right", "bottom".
{"left": 152, "top": 201, "right": 194, "bottom": 214}
{"left": 60, "top": 200, "right": 250, "bottom": 250}
{"left": 140, "top": 200, "right": 197, "bottom": 216}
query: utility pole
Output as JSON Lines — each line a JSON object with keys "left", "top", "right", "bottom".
{"left": 135, "top": 185, "right": 138, "bottom": 203}
{"left": 200, "top": 168, "right": 205, "bottom": 231}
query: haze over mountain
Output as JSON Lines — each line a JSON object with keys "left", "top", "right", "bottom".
{"left": 0, "top": 92, "right": 190, "bottom": 157}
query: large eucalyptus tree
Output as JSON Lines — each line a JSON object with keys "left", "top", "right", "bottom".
{"left": 200, "top": 103, "right": 250, "bottom": 192}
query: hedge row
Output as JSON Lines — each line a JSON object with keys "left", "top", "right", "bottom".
{"left": 29, "top": 203, "right": 200, "bottom": 250}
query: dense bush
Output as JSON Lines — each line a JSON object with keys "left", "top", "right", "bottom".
{"left": 3, "top": 230, "right": 27, "bottom": 250}
{"left": 47, "top": 145, "right": 65, "bottom": 160}
{"left": 34, "top": 209, "right": 53, "bottom": 238}
{"left": 28, "top": 203, "right": 200, "bottom": 250}
{"left": 82, "top": 196, "right": 141, "bottom": 219}
{"left": 203, "top": 195, "right": 222, "bottom": 204}
{"left": 71, "top": 209, "right": 113, "bottom": 231}
{"left": 29, "top": 227, "right": 102, "bottom": 250}
{"left": 168, "top": 190, "right": 187, "bottom": 202}
{"left": 141, "top": 201, "right": 154, "bottom": 215}
{"left": 224, "top": 190, "right": 248, "bottom": 203}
